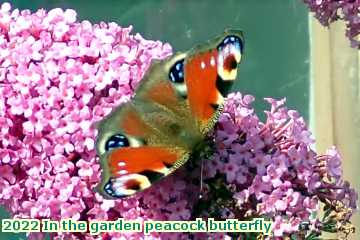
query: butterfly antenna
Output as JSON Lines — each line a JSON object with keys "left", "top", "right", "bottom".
{"left": 199, "top": 158, "right": 204, "bottom": 199}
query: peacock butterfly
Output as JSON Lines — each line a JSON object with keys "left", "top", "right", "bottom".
{"left": 95, "top": 29, "right": 244, "bottom": 198}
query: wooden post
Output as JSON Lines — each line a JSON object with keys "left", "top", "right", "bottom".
{"left": 309, "top": 15, "right": 360, "bottom": 240}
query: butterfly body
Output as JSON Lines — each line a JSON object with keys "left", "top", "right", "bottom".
{"left": 96, "top": 30, "right": 244, "bottom": 199}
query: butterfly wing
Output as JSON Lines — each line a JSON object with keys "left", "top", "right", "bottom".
{"left": 134, "top": 52, "right": 199, "bottom": 140}
{"left": 96, "top": 101, "right": 190, "bottom": 198}
{"left": 184, "top": 29, "right": 244, "bottom": 133}
{"left": 135, "top": 29, "right": 244, "bottom": 134}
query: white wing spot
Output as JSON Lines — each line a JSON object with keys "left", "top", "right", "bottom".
{"left": 118, "top": 170, "right": 128, "bottom": 175}
{"left": 118, "top": 162, "right": 126, "bottom": 167}
{"left": 201, "top": 61, "right": 206, "bottom": 69}
{"left": 210, "top": 56, "right": 215, "bottom": 66}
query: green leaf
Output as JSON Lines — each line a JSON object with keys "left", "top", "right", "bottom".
{"left": 305, "top": 231, "right": 321, "bottom": 240}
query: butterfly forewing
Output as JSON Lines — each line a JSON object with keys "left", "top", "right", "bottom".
{"left": 96, "top": 100, "right": 191, "bottom": 198}
{"left": 184, "top": 29, "right": 244, "bottom": 133}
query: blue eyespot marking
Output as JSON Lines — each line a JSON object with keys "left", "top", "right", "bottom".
{"left": 104, "top": 179, "right": 122, "bottom": 198}
{"left": 218, "top": 35, "right": 243, "bottom": 53}
{"left": 169, "top": 59, "right": 184, "bottom": 83}
{"left": 105, "top": 134, "right": 129, "bottom": 151}
{"left": 104, "top": 181, "right": 114, "bottom": 194}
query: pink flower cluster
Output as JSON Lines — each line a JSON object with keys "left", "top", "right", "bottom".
{"left": 0, "top": 2, "right": 191, "bottom": 239}
{"left": 303, "top": 0, "right": 360, "bottom": 48}
{"left": 199, "top": 93, "right": 358, "bottom": 238}
{"left": 0, "top": 2, "right": 357, "bottom": 240}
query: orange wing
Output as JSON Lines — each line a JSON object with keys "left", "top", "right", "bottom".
{"left": 184, "top": 29, "right": 244, "bottom": 131}
{"left": 96, "top": 102, "right": 189, "bottom": 199}
{"left": 102, "top": 146, "right": 187, "bottom": 198}
{"left": 185, "top": 50, "right": 220, "bottom": 123}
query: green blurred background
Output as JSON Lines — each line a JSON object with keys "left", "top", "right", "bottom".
{"left": 0, "top": 0, "right": 309, "bottom": 239}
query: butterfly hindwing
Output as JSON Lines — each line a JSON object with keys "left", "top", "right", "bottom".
{"left": 134, "top": 53, "right": 197, "bottom": 132}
